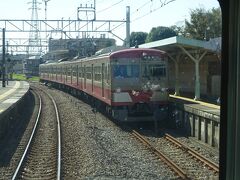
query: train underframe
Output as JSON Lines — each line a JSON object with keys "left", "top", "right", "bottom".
{"left": 110, "top": 103, "right": 168, "bottom": 122}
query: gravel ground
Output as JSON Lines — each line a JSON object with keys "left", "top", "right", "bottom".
{"left": 41, "top": 84, "right": 178, "bottom": 180}
{"left": 176, "top": 136, "right": 219, "bottom": 164}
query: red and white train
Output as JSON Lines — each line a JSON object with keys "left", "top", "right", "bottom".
{"left": 39, "top": 48, "right": 169, "bottom": 121}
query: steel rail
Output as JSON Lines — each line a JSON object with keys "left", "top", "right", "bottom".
{"left": 45, "top": 90, "right": 62, "bottom": 180}
{"left": 12, "top": 91, "right": 42, "bottom": 180}
{"left": 12, "top": 87, "right": 62, "bottom": 180}
{"left": 165, "top": 133, "right": 219, "bottom": 173}
{"left": 132, "top": 130, "right": 189, "bottom": 179}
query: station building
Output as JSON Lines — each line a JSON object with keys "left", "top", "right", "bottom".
{"left": 139, "top": 36, "right": 221, "bottom": 102}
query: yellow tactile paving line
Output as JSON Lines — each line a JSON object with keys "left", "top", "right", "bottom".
{"left": 0, "top": 81, "right": 21, "bottom": 101}
{"left": 169, "top": 94, "right": 220, "bottom": 110}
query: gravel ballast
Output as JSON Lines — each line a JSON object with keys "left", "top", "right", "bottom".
{"left": 43, "top": 85, "right": 177, "bottom": 179}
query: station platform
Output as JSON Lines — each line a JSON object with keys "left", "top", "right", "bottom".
{"left": 169, "top": 94, "right": 220, "bottom": 147}
{"left": 169, "top": 94, "right": 220, "bottom": 120}
{"left": 0, "top": 81, "right": 30, "bottom": 115}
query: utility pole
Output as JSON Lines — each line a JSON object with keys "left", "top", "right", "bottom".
{"left": 43, "top": 0, "right": 51, "bottom": 53}
{"left": 43, "top": 0, "right": 50, "bottom": 21}
{"left": 126, "top": 6, "right": 130, "bottom": 48}
{"left": 2, "top": 28, "right": 6, "bottom": 87}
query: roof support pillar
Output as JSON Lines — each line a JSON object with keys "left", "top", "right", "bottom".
{"left": 194, "top": 60, "right": 200, "bottom": 100}
{"left": 178, "top": 45, "right": 207, "bottom": 100}
{"left": 168, "top": 54, "right": 181, "bottom": 96}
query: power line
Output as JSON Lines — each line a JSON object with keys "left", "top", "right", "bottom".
{"left": 97, "top": 0, "right": 124, "bottom": 13}
{"left": 111, "top": 21, "right": 125, "bottom": 31}
{"left": 132, "top": 0, "right": 176, "bottom": 23}
{"left": 131, "top": 0, "right": 152, "bottom": 15}
{"left": 110, "top": 0, "right": 176, "bottom": 32}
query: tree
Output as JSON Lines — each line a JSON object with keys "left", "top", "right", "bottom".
{"left": 145, "top": 26, "right": 177, "bottom": 43}
{"left": 185, "top": 7, "right": 222, "bottom": 40}
{"left": 129, "top": 32, "right": 148, "bottom": 47}
{"left": 170, "top": 25, "right": 186, "bottom": 36}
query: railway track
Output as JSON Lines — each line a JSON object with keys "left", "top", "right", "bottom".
{"left": 164, "top": 133, "right": 219, "bottom": 173}
{"left": 132, "top": 130, "right": 219, "bottom": 179}
{"left": 132, "top": 130, "right": 189, "bottom": 179}
{"left": 12, "top": 87, "right": 61, "bottom": 180}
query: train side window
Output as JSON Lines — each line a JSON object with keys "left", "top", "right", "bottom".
{"left": 73, "top": 66, "right": 77, "bottom": 77}
{"left": 105, "top": 64, "right": 109, "bottom": 84}
{"left": 86, "top": 66, "right": 92, "bottom": 80}
{"left": 78, "top": 66, "right": 81, "bottom": 78}
{"left": 94, "top": 66, "right": 101, "bottom": 82}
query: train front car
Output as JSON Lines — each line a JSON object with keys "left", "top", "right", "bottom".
{"left": 110, "top": 48, "right": 169, "bottom": 121}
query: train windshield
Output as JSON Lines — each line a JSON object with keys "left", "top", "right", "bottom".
{"left": 113, "top": 64, "right": 140, "bottom": 78}
{"left": 142, "top": 64, "right": 166, "bottom": 78}
{"left": 141, "top": 55, "right": 166, "bottom": 78}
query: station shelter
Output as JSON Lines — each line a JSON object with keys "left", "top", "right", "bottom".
{"left": 139, "top": 36, "right": 221, "bottom": 101}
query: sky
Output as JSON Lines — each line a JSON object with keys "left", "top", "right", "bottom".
{"left": 0, "top": 0, "right": 220, "bottom": 45}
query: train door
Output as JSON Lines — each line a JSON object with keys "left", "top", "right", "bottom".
{"left": 92, "top": 64, "right": 94, "bottom": 93}
{"left": 84, "top": 65, "right": 86, "bottom": 89}
{"left": 77, "top": 65, "right": 79, "bottom": 86}
{"left": 102, "top": 63, "right": 105, "bottom": 97}
{"left": 65, "top": 66, "right": 67, "bottom": 83}
{"left": 79, "top": 64, "right": 82, "bottom": 89}
{"left": 56, "top": 67, "right": 57, "bottom": 81}
{"left": 71, "top": 65, "right": 73, "bottom": 84}
{"left": 50, "top": 67, "right": 52, "bottom": 80}
{"left": 60, "top": 66, "right": 63, "bottom": 82}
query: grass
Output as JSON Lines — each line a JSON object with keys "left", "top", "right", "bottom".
{"left": 12, "top": 73, "right": 40, "bottom": 82}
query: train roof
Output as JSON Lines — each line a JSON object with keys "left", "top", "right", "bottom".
{"left": 109, "top": 48, "right": 166, "bottom": 59}
{"left": 40, "top": 48, "right": 166, "bottom": 67}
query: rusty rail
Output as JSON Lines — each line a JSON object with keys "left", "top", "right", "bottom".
{"left": 132, "top": 130, "right": 189, "bottom": 179}
{"left": 165, "top": 133, "right": 219, "bottom": 173}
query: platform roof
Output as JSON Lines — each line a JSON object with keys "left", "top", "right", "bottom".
{"left": 138, "top": 36, "right": 221, "bottom": 55}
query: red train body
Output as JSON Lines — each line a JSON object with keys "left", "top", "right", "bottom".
{"left": 40, "top": 48, "right": 169, "bottom": 121}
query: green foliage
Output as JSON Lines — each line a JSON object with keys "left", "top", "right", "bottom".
{"left": 12, "top": 73, "right": 39, "bottom": 81}
{"left": 145, "top": 26, "right": 177, "bottom": 43}
{"left": 129, "top": 31, "right": 148, "bottom": 47}
{"left": 185, "top": 7, "right": 222, "bottom": 40}
{"left": 170, "top": 25, "right": 186, "bottom": 36}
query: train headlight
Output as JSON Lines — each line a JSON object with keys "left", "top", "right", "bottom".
{"left": 116, "top": 88, "right": 121, "bottom": 93}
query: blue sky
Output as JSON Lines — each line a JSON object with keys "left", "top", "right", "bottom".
{"left": 0, "top": 0, "right": 220, "bottom": 44}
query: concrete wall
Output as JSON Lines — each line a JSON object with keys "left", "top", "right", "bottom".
{"left": 170, "top": 102, "right": 220, "bottom": 148}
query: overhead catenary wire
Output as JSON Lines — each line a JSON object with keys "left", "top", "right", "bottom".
{"left": 132, "top": 0, "right": 176, "bottom": 23}
{"left": 131, "top": 0, "right": 153, "bottom": 15}
{"left": 109, "top": 0, "right": 151, "bottom": 32}
{"left": 97, "top": 0, "right": 124, "bottom": 14}
{"left": 110, "top": 0, "right": 176, "bottom": 32}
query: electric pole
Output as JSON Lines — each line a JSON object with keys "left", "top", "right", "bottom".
{"left": 126, "top": 6, "right": 130, "bottom": 48}
{"left": 43, "top": 0, "right": 51, "bottom": 53}
{"left": 2, "top": 28, "right": 6, "bottom": 87}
